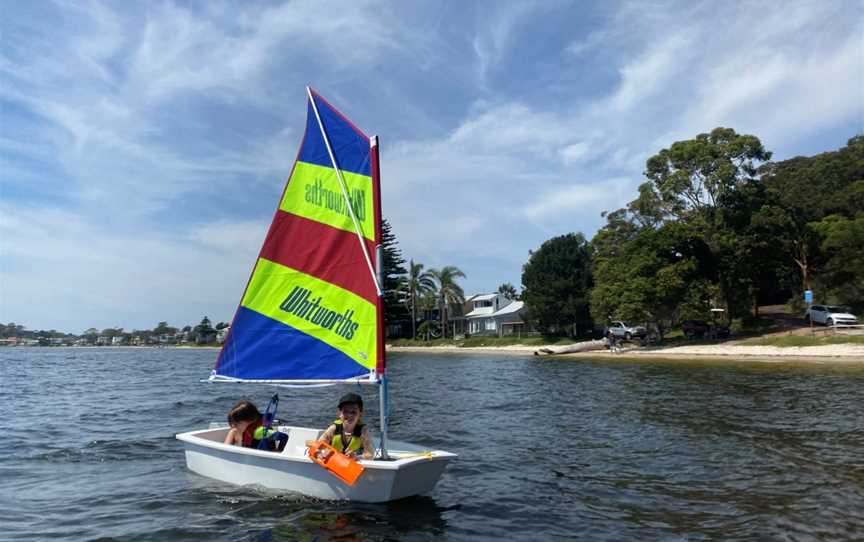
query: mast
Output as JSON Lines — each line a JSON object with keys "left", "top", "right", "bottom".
{"left": 371, "top": 135, "right": 389, "bottom": 459}
{"left": 307, "top": 87, "right": 389, "bottom": 457}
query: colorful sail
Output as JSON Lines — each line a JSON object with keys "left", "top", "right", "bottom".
{"left": 213, "top": 89, "right": 383, "bottom": 383}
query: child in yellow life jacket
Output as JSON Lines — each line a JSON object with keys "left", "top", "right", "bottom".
{"left": 223, "top": 399, "right": 286, "bottom": 451}
{"left": 318, "top": 393, "right": 374, "bottom": 459}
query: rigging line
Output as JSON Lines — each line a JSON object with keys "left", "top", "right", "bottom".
{"left": 306, "top": 86, "right": 381, "bottom": 297}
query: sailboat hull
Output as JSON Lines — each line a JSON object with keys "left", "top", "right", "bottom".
{"left": 176, "top": 426, "right": 455, "bottom": 503}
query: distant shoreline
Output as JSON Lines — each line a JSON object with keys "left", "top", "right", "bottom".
{"left": 387, "top": 344, "right": 864, "bottom": 363}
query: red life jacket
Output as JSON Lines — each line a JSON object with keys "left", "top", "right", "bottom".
{"left": 241, "top": 420, "right": 263, "bottom": 448}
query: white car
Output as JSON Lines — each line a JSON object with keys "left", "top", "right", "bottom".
{"left": 607, "top": 321, "right": 647, "bottom": 340}
{"left": 804, "top": 305, "right": 859, "bottom": 326}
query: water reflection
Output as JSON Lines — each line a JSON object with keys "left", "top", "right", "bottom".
{"left": 244, "top": 496, "right": 450, "bottom": 541}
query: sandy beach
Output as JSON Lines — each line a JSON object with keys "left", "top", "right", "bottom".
{"left": 387, "top": 342, "right": 864, "bottom": 363}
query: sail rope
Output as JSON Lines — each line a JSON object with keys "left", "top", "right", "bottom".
{"left": 257, "top": 393, "right": 280, "bottom": 450}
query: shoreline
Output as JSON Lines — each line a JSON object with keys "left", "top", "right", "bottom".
{"left": 387, "top": 343, "right": 864, "bottom": 364}
{"left": 16, "top": 344, "right": 862, "bottom": 364}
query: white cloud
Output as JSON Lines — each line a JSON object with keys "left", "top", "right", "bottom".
{"left": 558, "top": 142, "right": 590, "bottom": 164}
{"left": 0, "top": 205, "right": 257, "bottom": 331}
{"left": 522, "top": 177, "right": 634, "bottom": 221}
{"left": 449, "top": 103, "right": 572, "bottom": 157}
{"left": 187, "top": 219, "right": 269, "bottom": 252}
{"left": 566, "top": 30, "right": 608, "bottom": 57}
{"left": 681, "top": 31, "right": 863, "bottom": 150}
{"left": 469, "top": 3, "right": 538, "bottom": 87}
{"left": 609, "top": 32, "right": 694, "bottom": 113}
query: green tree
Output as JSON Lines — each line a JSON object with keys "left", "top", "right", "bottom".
{"left": 521, "top": 233, "right": 592, "bottom": 336}
{"left": 81, "top": 327, "right": 98, "bottom": 345}
{"left": 402, "top": 259, "right": 435, "bottom": 339}
{"left": 591, "top": 217, "right": 711, "bottom": 338}
{"left": 417, "top": 319, "right": 440, "bottom": 341}
{"left": 194, "top": 317, "right": 216, "bottom": 344}
{"left": 381, "top": 219, "right": 409, "bottom": 329}
{"left": 756, "top": 135, "right": 864, "bottom": 295}
{"left": 642, "top": 127, "right": 772, "bottom": 316}
{"left": 1, "top": 323, "right": 25, "bottom": 337}
{"left": 810, "top": 213, "right": 864, "bottom": 309}
{"left": 153, "top": 321, "right": 178, "bottom": 336}
{"left": 428, "top": 266, "right": 466, "bottom": 338}
{"left": 497, "top": 282, "right": 518, "bottom": 300}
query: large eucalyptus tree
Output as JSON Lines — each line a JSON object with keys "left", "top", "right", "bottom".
{"left": 642, "top": 127, "right": 772, "bottom": 316}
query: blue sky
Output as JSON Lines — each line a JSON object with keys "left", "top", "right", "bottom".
{"left": 1, "top": 1, "right": 861, "bottom": 333}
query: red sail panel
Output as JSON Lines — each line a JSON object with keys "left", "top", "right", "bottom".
{"left": 259, "top": 210, "right": 378, "bottom": 305}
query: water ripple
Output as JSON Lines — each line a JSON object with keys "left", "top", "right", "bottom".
{"left": 1, "top": 349, "right": 863, "bottom": 540}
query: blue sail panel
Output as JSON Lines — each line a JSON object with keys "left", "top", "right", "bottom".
{"left": 216, "top": 307, "right": 372, "bottom": 381}
{"left": 298, "top": 92, "right": 371, "bottom": 177}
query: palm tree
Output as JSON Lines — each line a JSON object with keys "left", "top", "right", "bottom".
{"left": 497, "top": 282, "right": 518, "bottom": 300}
{"left": 401, "top": 260, "right": 435, "bottom": 339}
{"left": 419, "top": 291, "right": 439, "bottom": 340}
{"left": 428, "top": 266, "right": 467, "bottom": 338}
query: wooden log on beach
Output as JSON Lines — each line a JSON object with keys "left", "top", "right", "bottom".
{"left": 534, "top": 339, "right": 608, "bottom": 355}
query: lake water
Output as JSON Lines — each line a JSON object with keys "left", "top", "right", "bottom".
{"left": 1, "top": 348, "right": 863, "bottom": 541}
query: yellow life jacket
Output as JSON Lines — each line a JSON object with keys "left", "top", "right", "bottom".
{"left": 331, "top": 419, "right": 365, "bottom": 454}
{"left": 252, "top": 425, "right": 276, "bottom": 441}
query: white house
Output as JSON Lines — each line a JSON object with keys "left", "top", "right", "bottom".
{"left": 465, "top": 294, "right": 528, "bottom": 337}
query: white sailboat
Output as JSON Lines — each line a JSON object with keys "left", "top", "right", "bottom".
{"left": 176, "top": 87, "right": 455, "bottom": 503}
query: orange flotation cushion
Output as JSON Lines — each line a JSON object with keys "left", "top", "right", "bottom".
{"left": 306, "top": 440, "right": 365, "bottom": 486}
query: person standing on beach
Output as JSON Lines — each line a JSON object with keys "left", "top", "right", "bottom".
{"left": 606, "top": 329, "right": 618, "bottom": 353}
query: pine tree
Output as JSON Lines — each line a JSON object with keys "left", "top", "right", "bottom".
{"left": 381, "top": 219, "right": 409, "bottom": 331}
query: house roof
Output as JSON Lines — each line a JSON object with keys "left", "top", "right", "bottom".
{"left": 465, "top": 306, "right": 495, "bottom": 317}
{"left": 472, "top": 293, "right": 497, "bottom": 301}
{"left": 466, "top": 300, "right": 524, "bottom": 319}
{"left": 493, "top": 300, "right": 524, "bottom": 316}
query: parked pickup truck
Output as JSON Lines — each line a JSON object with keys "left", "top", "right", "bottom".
{"left": 607, "top": 321, "right": 647, "bottom": 341}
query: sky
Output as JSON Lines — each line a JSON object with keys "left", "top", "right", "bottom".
{"left": 1, "top": 1, "right": 862, "bottom": 334}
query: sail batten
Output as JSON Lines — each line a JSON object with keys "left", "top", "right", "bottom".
{"left": 214, "top": 89, "right": 382, "bottom": 383}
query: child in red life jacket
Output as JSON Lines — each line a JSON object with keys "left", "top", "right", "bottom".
{"left": 318, "top": 393, "right": 374, "bottom": 459}
{"left": 223, "top": 399, "right": 286, "bottom": 451}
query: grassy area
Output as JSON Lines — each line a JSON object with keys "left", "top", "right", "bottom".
{"left": 739, "top": 335, "right": 864, "bottom": 347}
{"left": 388, "top": 335, "right": 575, "bottom": 348}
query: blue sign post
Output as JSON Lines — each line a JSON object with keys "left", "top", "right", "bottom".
{"left": 804, "top": 290, "right": 813, "bottom": 304}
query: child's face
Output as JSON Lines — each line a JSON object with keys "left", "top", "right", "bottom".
{"left": 339, "top": 404, "right": 362, "bottom": 425}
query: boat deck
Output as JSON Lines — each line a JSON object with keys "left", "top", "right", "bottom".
{"left": 182, "top": 425, "right": 452, "bottom": 466}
